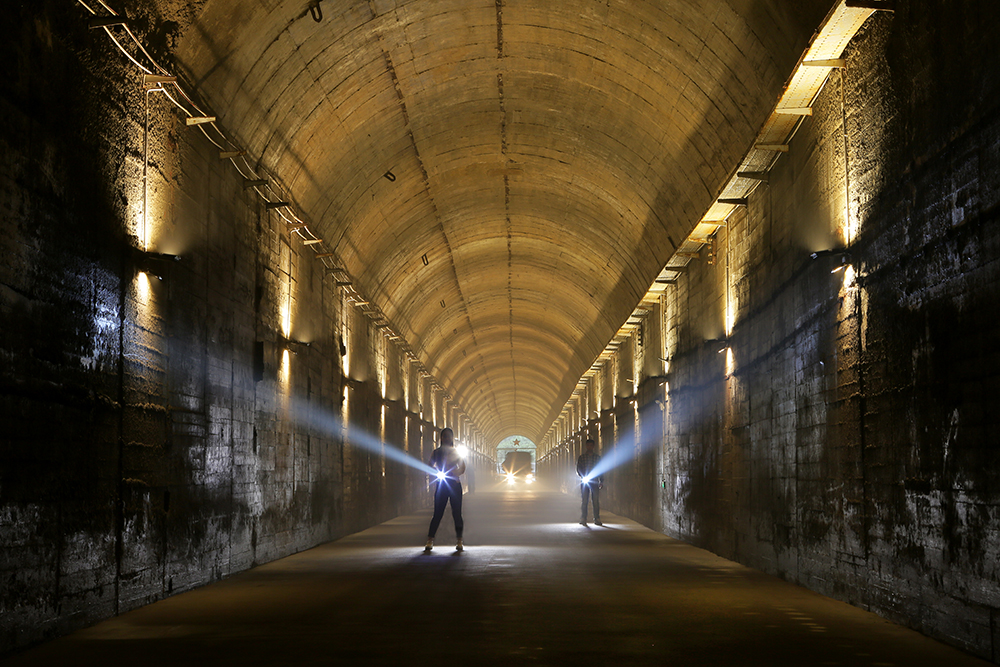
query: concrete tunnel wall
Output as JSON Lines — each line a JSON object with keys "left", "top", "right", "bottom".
{"left": 539, "top": 7, "right": 1000, "bottom": 663}
{"left": 3, "top": 1, "right": 1000, "bottom": 664}
{"left": 0, "top": 3, "right": 494, "bottom": 653}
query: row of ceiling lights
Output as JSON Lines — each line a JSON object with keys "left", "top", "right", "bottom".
{"left": 541, "top": 0, "right": 887, "bottom": 455}
{"left": 82, "top": 0, "right": 481, "bottom": 446}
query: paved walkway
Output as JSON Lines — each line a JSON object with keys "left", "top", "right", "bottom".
{"left": 3, "top": 484, "right": 990, "bottom": 666}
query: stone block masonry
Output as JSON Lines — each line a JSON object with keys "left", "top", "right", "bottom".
{"left": 542, "top": 3, "right": 1000, "bottom": 663}
{"left": 0, "top": 3, "right": 467, "bottom": 655}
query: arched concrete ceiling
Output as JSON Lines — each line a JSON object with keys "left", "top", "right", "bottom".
{"left": 175, "top": 0, "right": 833, "bottom": 445}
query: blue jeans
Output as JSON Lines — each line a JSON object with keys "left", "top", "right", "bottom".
{"left": 428, "top": 480, "right": 463, "bottom": 539}
{"left": 581, "top": 483, "right": 600, "bottom": 522}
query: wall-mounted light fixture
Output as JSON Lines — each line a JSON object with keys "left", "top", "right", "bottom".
{"left": 134, "top": 250, "right": 181, "bottom": 280}
{"left": 281, "top": 336, "right": 311, "bottom": 355}
{"left": 830, "top": 255, "right": 852, "bottom": 274}
{"left": 704, "top": 338, "right": 729, "bottom": 354}
{"left": 810, "top": 249, "right": 852, "bottom": 273}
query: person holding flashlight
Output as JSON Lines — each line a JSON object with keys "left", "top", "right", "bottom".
{"left": 577, "top": 438, "right": 603, "bottom": 526}
{"left": 425, "top": 427, "right": 466, "bottom": 552}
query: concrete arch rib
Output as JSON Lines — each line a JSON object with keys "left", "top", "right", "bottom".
{"left": 175, "top": 0, "right": 835, "bottom": 446}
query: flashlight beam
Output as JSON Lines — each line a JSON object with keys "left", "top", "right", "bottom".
{"left": 580, "top": 433, "right": 655, "bottom": 481}
{"left": 288, "top": 397, "right": 439, "bottom": 477}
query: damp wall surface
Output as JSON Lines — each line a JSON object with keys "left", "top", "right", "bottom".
{"left": 0, "top": 4, "right": 491, "bottom": 655}
{"left": 539, "top": 4, "right": 1000, "bottom": 662}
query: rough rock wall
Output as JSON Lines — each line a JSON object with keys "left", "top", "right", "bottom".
{"left": 599, "top": 4, "right": 1000, "bottom": 661}
{"left": 0, "top": 3, "right": 441, "bottom": 654}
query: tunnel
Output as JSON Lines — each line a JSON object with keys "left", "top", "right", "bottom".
{"left": 2, "top": 0, "right": 999, "bottom": 663}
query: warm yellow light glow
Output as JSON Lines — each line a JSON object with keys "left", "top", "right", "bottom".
{"left": 380, "top": 404, "right": 386, "bottom": 477}
{"left": 279, "top": 349, "right": 290, "bottom": 384}
{"left": 342, "top": 334, "right": 351, "bottom": 377}
{"left": 138, "top": 171, "right": 168, "bottom": 252}
{"left": 135, "top": 204, "right": 148, "bottom": 251}
{"left": 725, "top": 347, "right": 735, "bottom": 375}
{"left": 280, "top": 301, "right": 291, "bottom": 338}
{"left": 843, "top": 265, "right": 856, "bottom": 289}
{"left": 136, "top": 271, "right": 150, "bottom": 303}
{"left": 341, "top": 384, "right": 350, "bottom": 438}
{"left": 843, "top": 206, "right": 858, "bottom": 247}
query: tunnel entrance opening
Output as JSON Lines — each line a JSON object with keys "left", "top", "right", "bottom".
{"left": 496, "top": 435, "right": 537, "bottom": 482}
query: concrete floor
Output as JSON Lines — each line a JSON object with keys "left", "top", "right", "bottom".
{"left": 3, "top": 484, "right": 990, "bottom": 667}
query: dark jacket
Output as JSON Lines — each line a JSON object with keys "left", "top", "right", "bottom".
{"left": 430, "top": 445, "right": 466, "bottom": 481}
{"left": 576, "top": 451, "right": 601, "bottom": 482}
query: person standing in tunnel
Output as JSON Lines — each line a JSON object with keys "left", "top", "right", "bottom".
{"left": 577, "top": 438, "right": 603, "bottom": 526}
{"left": 425, "top": 427, "right": 466, "bottom": 552}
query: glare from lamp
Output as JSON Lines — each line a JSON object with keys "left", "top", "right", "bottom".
{"left": 280, "top": 301, "right": 291, "bottom": 339}
{"left": 279, "top": 348, "right": 290, "bottom": 385}
{"left": 843, "top": 265, "right": 857, "bottom": 289}
{"left": 136, "top": 271, "right": 150, "bottom": 302}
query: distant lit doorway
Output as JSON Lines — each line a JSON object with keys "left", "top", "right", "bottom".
{"left": 496, "top": 435, "right": 537, "bottom": 479}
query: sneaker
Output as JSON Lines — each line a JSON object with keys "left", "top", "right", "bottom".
{"left": 424, "top": 539, "right": 433, "bottom": 552}
{"left": 595, "top": 520, "right": 603, "bottom": 526}
{"left": 456, "top": 539, "right": 464, "bottom": 552}
{"left": 579, "top": 520, "right": 587, "bottom": 526}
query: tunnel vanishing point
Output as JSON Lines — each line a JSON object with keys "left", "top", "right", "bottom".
{"left": 2, "top": 0, "right": 1000, "bottom": 661}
